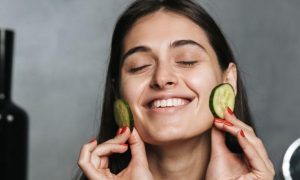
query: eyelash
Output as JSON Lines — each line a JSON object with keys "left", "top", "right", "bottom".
{"left": 129, "top": 64, "right": 151, "bottom": 73}
{"left": 128, "top": 60, "right": 197, "bottom": 73}
{"left": 177, "top": 61, "right": 198, "bottom": 67}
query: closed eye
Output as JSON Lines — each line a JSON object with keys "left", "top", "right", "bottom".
{"left": 177, "top": 60, "right": 198, "bottom": 67}
{"left": 129, "top": 64, "right": 151, "bottom": 73}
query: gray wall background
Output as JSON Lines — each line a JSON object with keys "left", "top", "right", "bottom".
{"left": 0, "top": 0, "right": 299, "bottom": 179}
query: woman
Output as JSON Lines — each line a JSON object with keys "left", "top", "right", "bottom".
{"left": 77, "top": 0, "right": 275, "bottom": 179}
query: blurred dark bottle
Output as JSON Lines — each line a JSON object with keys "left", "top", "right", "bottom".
{"left": 0, "top": 29, "right": 28, "bottom": 180}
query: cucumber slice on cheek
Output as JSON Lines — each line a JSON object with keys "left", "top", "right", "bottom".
{"left": 209, "top": 83, "right": 235, "bottom": 119}
{"left": 114, "top": 99, "right": 134, "bottom": 131}
{"left": 209, "top": 83, "right": 243, "bottom": 153}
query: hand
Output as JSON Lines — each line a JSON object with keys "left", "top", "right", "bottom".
{"left": 78, "top": 127, "right": 153, "bottom": 180}
{"left": 206, "top": 108, "right": 275, "bottom": 180}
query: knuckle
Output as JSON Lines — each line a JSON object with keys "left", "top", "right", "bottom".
{"left": 270, "top": 164, "right": 275, "bottom": 175}
{"left": 248, "top": 127, "right": 255, "bottom": 134}
{"left": 271, "top": 169, "right": 275, "bottom": 176}
{"left": 77, "top": 159, "right": 84, "bottom": 167}
{"left": 255, "top": 138, "right": 263, "bottom": 146}
{"left": 105, "top": 139, "right": 115, "bottom": 144}
{"left": 82, "top": 143, "right": 90, "bottom": 150}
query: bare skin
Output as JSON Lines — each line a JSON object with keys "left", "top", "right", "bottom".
{"left": 78, "top": 10, "right": 275, "bottom": 180}
{"left": 146, "top": 131, "right": 211, "bottom": 180}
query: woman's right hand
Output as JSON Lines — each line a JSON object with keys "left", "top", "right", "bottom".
{"left": 78, "top": 127, "right": 153, "bottom": 180}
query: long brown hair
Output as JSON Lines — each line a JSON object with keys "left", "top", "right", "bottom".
{"left": 77, "top": 0, "right": 253, "bottom": 178}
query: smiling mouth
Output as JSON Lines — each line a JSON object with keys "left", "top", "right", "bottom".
{"left": 148, "top": 98, "right": 192, "bottom": 109}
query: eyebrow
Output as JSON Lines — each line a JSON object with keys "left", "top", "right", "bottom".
{"left": 122, "top": 39, "right": 206, "bottom": 61}
{"left": 122, "top": 46, "right": 151, "bottom": 61}
{"left": 170, "top": 39, "right": 206, "bottom": 50}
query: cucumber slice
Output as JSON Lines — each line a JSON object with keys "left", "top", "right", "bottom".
{"left": 209, "top": 83, "right": 235, "bottom": 119}
{"left": 113, "top": 99, "right": 134, "bottom": 130}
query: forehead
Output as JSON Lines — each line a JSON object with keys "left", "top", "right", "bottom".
{"left": 123, "top": 10, "right": 213, "bottom": 53}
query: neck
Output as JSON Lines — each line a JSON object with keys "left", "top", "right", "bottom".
{"left": 146, "top": 131, "right": 211, "bottom": 180}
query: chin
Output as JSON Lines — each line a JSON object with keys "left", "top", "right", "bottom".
{"left": 140, "top": 126, "right": 197, "bottom": 146}
{"left": 139, "top": 119, "right": 213, "bottom": 146}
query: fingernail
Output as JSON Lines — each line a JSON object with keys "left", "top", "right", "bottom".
{"left": 119, "top": 143, "right": 128, "bottom": 146}
{"left": 224, "top": 120, "right": 234, "bottom": 126}
{"left": 120, "top": 127, "right": 127, "bottom": 134}
{"left": 227, "top": 107, "right": 234, "bottom": 115}
{"left": 88, "top": 138, "right": 97, "bottom": 143}
{"left": 214, "top": 118, "right": 224, "bottom": 123}
{"left": 240, "top": 130, "right": 246, "bottom": 137}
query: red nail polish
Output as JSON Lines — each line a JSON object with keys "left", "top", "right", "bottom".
{"left": 214, "top": 118, "right": 224, "bottom": 123}
{"left": 224, "top": 120, "right": 234, "bottom": 126}
{"left": 227, "top": 107, "right": 234, "bottom": 115}
{"left": 240, "top": 130, "right": 245, "bottom": 137}
{"left": 120, "top": 127, "right": 127, "bottom": 134}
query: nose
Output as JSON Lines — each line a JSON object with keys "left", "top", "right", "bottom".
{"left": 150, "top": 64, "right": 178, "bottom": 90}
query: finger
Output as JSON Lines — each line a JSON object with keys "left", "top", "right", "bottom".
{"left": 128, "top": 128, "right": 148, "bottom": 167}
{"left": 105, "top": 127, "right": 131, "bottom": 144}
{"left": 241, "top": 136, "right": 273, "bottom": 171}
{"left": 211, "top": 122, "right": 232, "bottom": 156}
{"left": 224, "top": 108, "right": 273, "bottom": 169}
{"left": 215, "top": 121, "right": 268, "bottom": 171}
{"left": 90, "top": 127, "right": 130, "bottom": 170}
{"left": 78, "top": 140, "right": 97, "bottom": 168}
{"left": 224, "top": 107, "right": 253, "bottom": 132}
{"left": 237, "top": 130, "right": 269, "bottom": 172}
{"left": 78, "top": 140, "right": 106, "bottom": 179}
{"left": 91, "top": 143, "right": 129, "bottom": 169}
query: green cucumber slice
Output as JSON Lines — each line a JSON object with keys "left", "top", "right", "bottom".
{"left": 209, "top": 83, "right": 235, "bottom": 119}
{"left": 113, "top": 99, "right": 134, "bottom": 130}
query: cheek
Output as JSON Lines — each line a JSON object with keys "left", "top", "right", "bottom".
{"left": 120, "top": 75, "right": 150, "bottom": 134}
{"left": 182, "top": 65, "right": 222, "bottom": 126}
{"left": 183, "top": 65, "right": 221, "bottom": 93}
{"left": 120, "top": 75, "right": 149, "bottom": 105}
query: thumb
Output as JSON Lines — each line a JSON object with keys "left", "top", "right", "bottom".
{"left": 211, "top": 127, "right": 231, "bottom": 157}
{"left": 128, "top": 128, "right": 148, "bottom": 167}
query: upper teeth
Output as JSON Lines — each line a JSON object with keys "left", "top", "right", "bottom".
{"left": 151, "top": 98, "right": 187, "bottom": 108}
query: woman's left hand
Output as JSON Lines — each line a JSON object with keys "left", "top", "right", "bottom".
{"left": 206, "top": 108, "right": 275, "bottom": 180}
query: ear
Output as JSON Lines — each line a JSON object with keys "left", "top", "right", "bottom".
{"left": 223, "top": 63, "right": 237, "bottom": 95}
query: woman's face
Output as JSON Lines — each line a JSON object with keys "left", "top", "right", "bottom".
{"left": 120, "top": 11, "right": 233, "bottom": 145}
